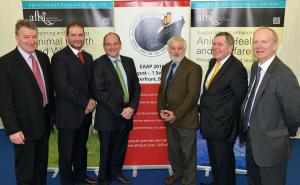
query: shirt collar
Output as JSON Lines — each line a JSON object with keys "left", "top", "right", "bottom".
{"left": 258, "top": 54, "right": 275, "bottom": 72}
{"left": 17, "top": 46, "right": 36, "bottom": 60}
{"left": 108, "top": 55, "right": 121, "bottom": 63}
{"left": 171, "top": 61, "right": 180, "bottom": 66}
{"left": 218, "top": 53, "right": 231, "bottom": 65}
{"left": 68, "top": 44, "right": 82, "bottom": 55}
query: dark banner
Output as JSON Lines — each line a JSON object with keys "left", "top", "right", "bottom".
{"left": 23, "top": 9, "right": 113, "bottom": 27}
{"left": 191, "top": 8, "right": 285, "bottom": 27}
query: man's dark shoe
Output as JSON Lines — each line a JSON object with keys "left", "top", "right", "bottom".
{"left": 114, "top": 176, "right": 130, "bottom": 184}
{"left": 97, "top": 180, "right": 110, "bottom": 185}
{"left": 200, "top": 182, "right": 214, "bottom": 185}
{"left": 76, "top": 177, "right": 97, "bottom": 184}
{"left": 164, "top": 175, "right": 182, "bottom": 185}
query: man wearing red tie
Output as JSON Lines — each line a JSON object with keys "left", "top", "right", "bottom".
{"left": 51, "top": 22, "right": 96, "bottom": 185}
{"left": 0, "top": 19, "right": 54, "bottom": 185}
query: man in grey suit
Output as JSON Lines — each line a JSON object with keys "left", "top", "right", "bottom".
{"left": 241, "top": 27, "right": 300, "bottom": 185}
{"left": 157, "top": 36, "right": 202, "bottom": 185}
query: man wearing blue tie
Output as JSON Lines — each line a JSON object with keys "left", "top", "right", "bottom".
{"left": 157, "top": 36, "right": 202, "bottom": 185}
{"left": 241, "top": 27, "right": 300, "bottom": 185}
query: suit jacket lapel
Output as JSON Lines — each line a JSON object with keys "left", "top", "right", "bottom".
{"left": 82, "top": 51, "right": 91, "bottom": 80}
{"left": 66, "top": 46, "right": 87, "bottom": 80}
{"left": 241, "top": 62, "right": 258, "bottom": 113}
{"left": 161, "top": 62, "right": 170, "bottom": 95}
{"left": 210, "top": 56, "right": 234, "bottom": 87}
{"left": 105, "top": 55, "right": 124, "bottom": 92}
{"left": 205, "top": 55, "right": 234, "bottom": 91}
{"left": 203, "top": 59, "right": 215, "bottom": 93}
{"left": 169, "top": 58, "right": 187, "bottom": 84}
{"left": 15, "top": 49, "right": 40, "bottom": 91}
{"left": 121, "top": 56, "right": 131, "bottom": 94}
{"left": 251, "top": 58, "right": 277, "bottom": 111}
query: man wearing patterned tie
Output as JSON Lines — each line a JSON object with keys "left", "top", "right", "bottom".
{"left": 93, "top": 32, "right": 140, "bottom": 185}
{"left": 157, "top": 36, "right": 202, "bottom": 185}
{"left": 199, "top": 32, "right": 248, "bottom": 185}
{"left": 51, "top": 22, "right": 96, "bottom": 185}
{"left": 241, "top": 27, "right": 300, "bottom": 185}
{"left": 0, "top": 19, "right": 54, "bottom": 185}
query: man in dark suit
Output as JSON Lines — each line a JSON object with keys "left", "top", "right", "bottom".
{"left": 0, "top": 19, "right": 54, "bottom": 185}
{"left": 157, "top": 36, "right": 202, "bottom": 185}
{"left": 51, "top": 22, "right": 96, "bottom": 185}
{"left": 93, "top": 32, "right": 140, "bottom": 185}
{"left": 199, "top": 32, "right": 248, "bottom": 185}
{"left": 241, "top": 27, "right": 300, "bottom": 185}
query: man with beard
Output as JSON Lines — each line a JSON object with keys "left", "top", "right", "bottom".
{"left": 157, "top": 36, "right": 202, "bottom": 185}
{"left": 51, "top": 22, "right": 96, "bottom": 185}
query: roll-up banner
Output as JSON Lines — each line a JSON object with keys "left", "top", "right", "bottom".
{"left": 114, "top": 0, "right": 191, "bottom": 166}
{"left": 191, "top": 0, "right": 286, "bottom": 171}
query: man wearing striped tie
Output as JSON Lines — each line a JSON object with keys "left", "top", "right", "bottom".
{"left": 199, "top": 32, "right": 248, "bottom": 185}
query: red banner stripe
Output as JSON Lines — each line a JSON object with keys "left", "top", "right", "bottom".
{"left": 114, "top": 0, "right": 190, "bottom": 7}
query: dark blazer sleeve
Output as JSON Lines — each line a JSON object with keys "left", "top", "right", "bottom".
{"left": 0, "top": 58, "right": 20, "bottom": 135}
{"left": 51, "top": 52, "right": 89, "bottom": 109}
{"left": 278, "top": 66, "right": 300, "bottom": 136}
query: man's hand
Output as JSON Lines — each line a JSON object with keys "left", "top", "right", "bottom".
{"left": 160, "top": 110, "right": 176, "bottom": 123}
{"left": 121, "top": 107, "right": 135, "bottom": 120}
{"left": 9, "top": 131, "right": 25, "bottom": 144}
{"left": 85, "top": 99, "right": 96, "bottom": 114}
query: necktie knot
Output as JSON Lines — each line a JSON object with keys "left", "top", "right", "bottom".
{"left": 171, "top": 62, "right": 177, "bottom": 68}
{"left": 114, "top": 59, "right": 120, "bottom": 65}
{"left": 29, "top": 54, "right": 36, "bottom": 61}
{"left": 77, "top": 51, "right": 85, "bottom": 64}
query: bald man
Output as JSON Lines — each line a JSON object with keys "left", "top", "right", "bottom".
{"left": 241, "top": 27, "right": 300, "bottom": 185}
